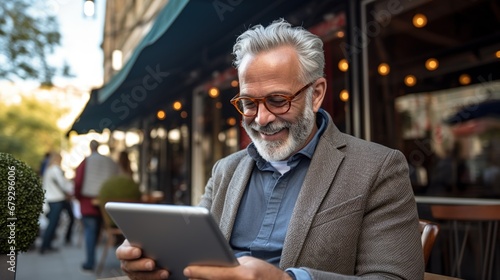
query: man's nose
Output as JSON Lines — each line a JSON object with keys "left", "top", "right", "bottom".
{"left": 254, "top": 102, "right": 276, "bottom": 126}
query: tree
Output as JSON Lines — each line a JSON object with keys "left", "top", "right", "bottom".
{"left": 0, "top": 97, "right": 65, "bottom": 171}
{"left": 0, "top": 0, "right": 61, "bottom": 87}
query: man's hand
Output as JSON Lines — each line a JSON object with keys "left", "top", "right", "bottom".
{"left": 183, "top": 256, "right": 293, "bottom": 280}
{"left": 116, "top": 239, "right": 169, "bottom": 280}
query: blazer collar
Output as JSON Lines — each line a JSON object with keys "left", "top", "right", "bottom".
{"left": 219, "top": 155, "right": 254, "bottom": 240}
{"left": 280, "top": 113, "right": 347, "bottom": 268}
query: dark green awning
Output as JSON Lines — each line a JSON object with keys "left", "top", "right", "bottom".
{"left": 69, "top": 0, "right": 310, "bottom": 135}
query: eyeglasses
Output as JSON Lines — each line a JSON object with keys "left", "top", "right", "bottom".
{"left": 230, "top": 82, "right": 313, "bottom": 117}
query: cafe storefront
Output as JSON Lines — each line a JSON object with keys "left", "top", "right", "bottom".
{"left": 70, "top": 0, "right": 500, "bottom": 276}
{"left": 69, "top": 0, "right": 500, "bottom": 201}
{"left": 183, "top": 0, "right": 500, "bottom": 201}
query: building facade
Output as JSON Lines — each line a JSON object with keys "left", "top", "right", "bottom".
{"left": 83, "top": 0, "right": 500, "bottom": 202}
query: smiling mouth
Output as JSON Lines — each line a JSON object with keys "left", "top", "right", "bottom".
{"left": 257, "top": 127, "right": 287, "bottom": 138}
{"left": 250, "top": 121, "right": 289, "bottom": 137}
{"left": 260, "top": 130, "right": 278, "bottom": 136}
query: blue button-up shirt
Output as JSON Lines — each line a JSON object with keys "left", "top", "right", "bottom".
{"left": 230, "top": 109, "right": 329, "bottom": 279}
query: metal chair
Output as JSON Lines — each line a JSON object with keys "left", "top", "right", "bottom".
{"left": 430, "top": 204, "right": 500, "bottom": 280}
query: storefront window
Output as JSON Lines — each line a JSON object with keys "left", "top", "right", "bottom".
{"left": 147, "top": 126, "right": 167, "bottom": 194}
{"left": 167, "top": 125, "right": 190, "bottom": 204}
{"left": 192, "top": 85, "right": 240, "bottom": 204}
{"left": 362, "top": 0, "right": 500, "bottom": 197}
{"left": 309, "top": 11, "right": 348, "bottom": 132}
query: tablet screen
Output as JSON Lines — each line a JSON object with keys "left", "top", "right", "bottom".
{"left": 105, "top": 202, "right": 239, "bottom": 279}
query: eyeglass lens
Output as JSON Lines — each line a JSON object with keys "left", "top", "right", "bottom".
{"left": 237, "top": 95, "right": 291, "bottom": 116}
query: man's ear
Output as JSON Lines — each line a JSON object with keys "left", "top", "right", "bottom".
{"left": 312, "top": 77, "right": 327, "bottom": 112}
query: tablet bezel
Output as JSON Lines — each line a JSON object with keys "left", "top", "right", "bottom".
{"left": 105, "top": 202, "right": 238, "bottom": 279}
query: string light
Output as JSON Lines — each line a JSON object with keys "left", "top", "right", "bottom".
{"left": 338, "top": 59, "right": 349, "bottom": 72}
{"left": 459, "top": 74, "right": 471, "bottom": 85}
{"left": 412, "top": 13, "right": 427, "bottom": 28}
{"left": 339, "top": 89, "right": 349, "bottom": 102}
{"left": 425, "top": 58, "right": 439, "bottom": 71}
{"left": 156, "top": 110, "right": 166, "bottom": 120}
{"left": 208, "top": 87, "right": 219, "bottom": 98}
{"left": 227, "top": 117, "right": 236, "bottom": 126}
{"left": 172, "top": 101, "right": 182, "bottom": 111}
{"left": 404, "top": 75, "right": 417, "bottom": 87}
{"left": 378, "top": 63, "right": 390, "bottom": 76}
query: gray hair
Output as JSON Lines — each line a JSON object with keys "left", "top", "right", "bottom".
{"left": 232, "top": 18, "right": 325, "bottom": 84}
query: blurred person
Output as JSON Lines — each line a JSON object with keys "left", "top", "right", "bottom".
{"left": 74, "top": 140, "right": 119, "bottom": 272}
{"left": 62, "top": 192, "right": 76, "bottom": 246}
{"left": 99, "top": 150, "right": 139, "bottom": 209}
{"left": 117, "top": 150, "right": 134, "bottom": 178}
{"left": 39, "top": 151, "right": 51, "bottom": 177}
{"left": 40, "top": 152, "right": 73, "bottom": 254}
{"left": 116, "top": 19, "right": 423, "bottom": 279}
{"left": 100, "top": 150, "right": 139, "bottom": 204}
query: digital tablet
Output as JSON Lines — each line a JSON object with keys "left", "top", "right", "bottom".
{"left": 105, "top": 202, "right": 239, "bottom": 279}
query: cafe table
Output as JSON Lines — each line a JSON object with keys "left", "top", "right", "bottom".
{"left": 415, "top": 195, "right": 500, "bottom": 280}
{"left": 415, "top": 196, "right": 500, "bottom": 206}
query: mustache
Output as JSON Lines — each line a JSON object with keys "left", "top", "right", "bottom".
{"left": 248, "top": 121, "right": 291, "bottom": 134}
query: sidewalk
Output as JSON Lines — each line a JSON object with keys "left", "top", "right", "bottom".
{"left": 16, "top": 216, "right": 127, "bottom": 280}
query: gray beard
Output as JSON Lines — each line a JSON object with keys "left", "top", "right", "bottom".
{"left": 243, "top": 98, "right": 316, "bottom": 162}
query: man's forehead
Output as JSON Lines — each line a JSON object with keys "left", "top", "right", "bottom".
{"left": 238, "top": 48, "right": 300, "bottom": 84}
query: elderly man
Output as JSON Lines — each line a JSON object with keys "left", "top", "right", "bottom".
{"left": 116, "top": 19, "right": 424, "bottom": 280}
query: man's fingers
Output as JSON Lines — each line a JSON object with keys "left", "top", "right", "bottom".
{"left": 121, "top": 258, "right": 156, "bottom": 272}
{"left": 116, "top": 240, "right": 142, "bottom": 260}
{"left": 121, "top": 259, "right": 169, "bottom": 280}
{"left": 115, "top": 239, "right": 169, "bottom": 279}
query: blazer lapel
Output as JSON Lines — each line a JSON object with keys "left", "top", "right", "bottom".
{"left": 219, "top": 156, "right": 254, "bottom": 240}
{"left": 280, "top": 122, "right": 347, "bottom": 268}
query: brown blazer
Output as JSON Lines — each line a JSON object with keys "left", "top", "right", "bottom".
{"left": 199, "top": 112, "right": 424, "bottom": 279}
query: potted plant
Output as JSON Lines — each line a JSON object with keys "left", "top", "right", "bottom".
{"left": 0, "top": 153, "right": 45, "bottom": 280}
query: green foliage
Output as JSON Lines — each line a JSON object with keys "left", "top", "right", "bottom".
{"left": 0, "top": 152, "right": 45, "bottom": 253}
{"left": 0, "top": 96, "right": 64, "bottom": 171}
{"left": 0, "top": 0, "right": 62, "bottom": 86}
{"left": 99, "top": 175, "right": 142, "bottom": 201}
{"left": 99, "top": 175, "right": 142, "bottom": 227}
